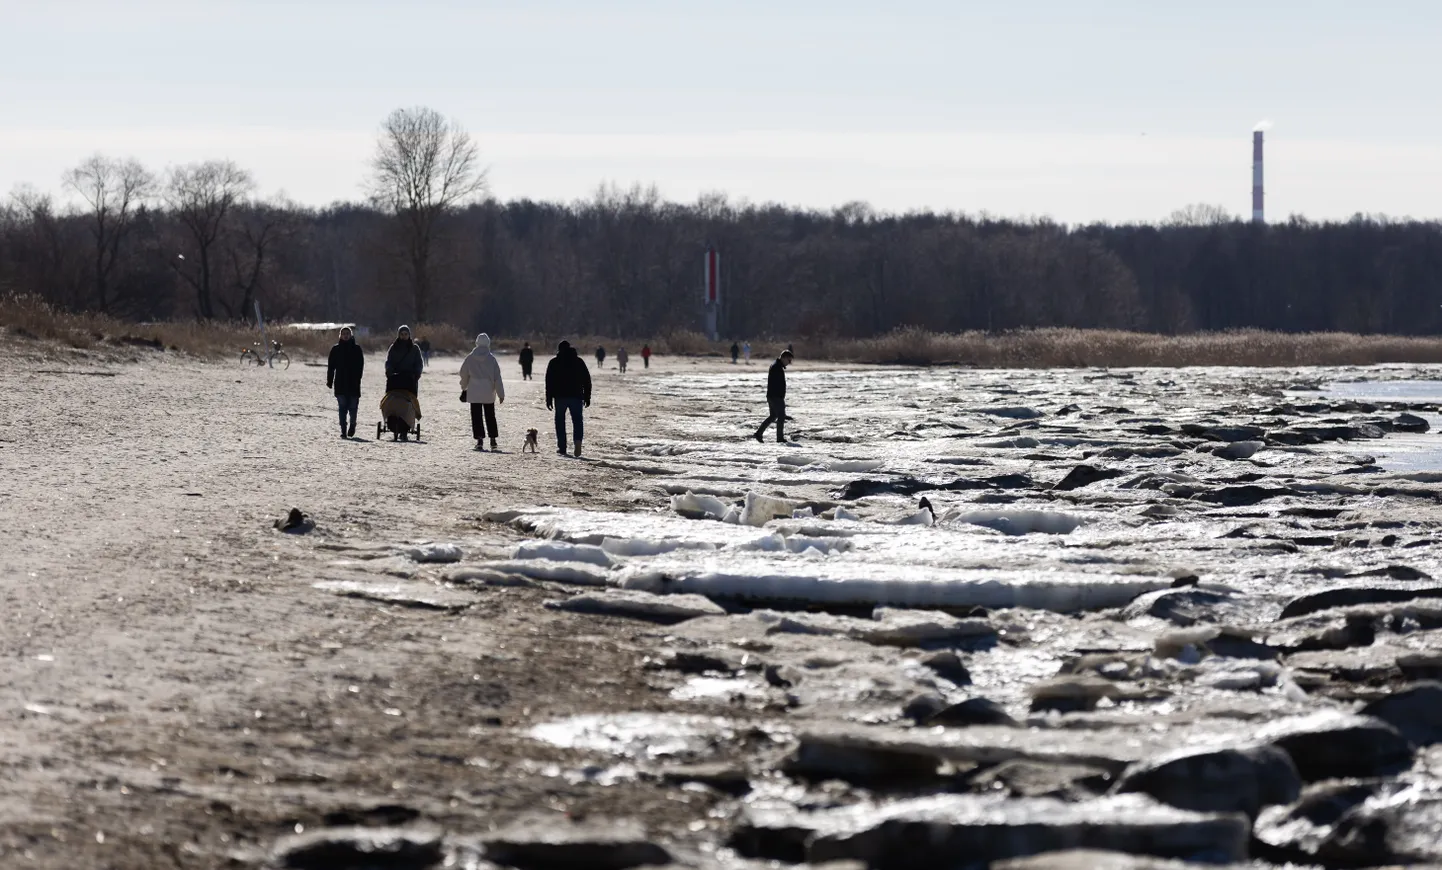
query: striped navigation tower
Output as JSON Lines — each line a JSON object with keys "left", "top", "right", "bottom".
{"left": 1252, "top": 129, "right": 1265, "bottom": 224}
{"left": 703, "top": 245, "right": 720, "bottom": 341}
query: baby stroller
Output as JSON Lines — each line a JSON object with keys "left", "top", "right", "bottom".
{"left": 377, "top": 374, "right": 422, "bottom": 441}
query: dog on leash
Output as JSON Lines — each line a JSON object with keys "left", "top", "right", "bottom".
{"left": 522, "top": 428, "right": 539, "bottom": 453}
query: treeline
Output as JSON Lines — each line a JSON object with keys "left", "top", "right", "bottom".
{"left": 4, "top": 158, "right": 1442, "bottom": 339}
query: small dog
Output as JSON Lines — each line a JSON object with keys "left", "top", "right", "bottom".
{"left": 522, "top": 428, "right": 539, "bottom": 453}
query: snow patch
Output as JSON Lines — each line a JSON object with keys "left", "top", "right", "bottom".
{"left": 943, "top": 509, "right": 1084, "bottom": 536}
{"left": 515, "top": 540, "right": 614, "bottom": 567}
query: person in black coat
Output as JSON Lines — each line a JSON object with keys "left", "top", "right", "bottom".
{"left": 546, "top": 341, "right": 592, "bottom": 456}
{"left": 518, "top": 342, "right": 535, "bottom": 380}
{"left": 753, "top": 349, "right": 793, "bottom": 443}
{"left": 326, "top": 326, "right": 365, "bottom": 438}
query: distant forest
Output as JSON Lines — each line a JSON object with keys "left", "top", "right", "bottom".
{"left": 5, "top": 130, "right": 1441, "bottom": 340}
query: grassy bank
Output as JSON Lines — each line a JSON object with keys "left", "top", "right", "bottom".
{"left": 8, "top": 295, "right": 1442, "bottom": 368}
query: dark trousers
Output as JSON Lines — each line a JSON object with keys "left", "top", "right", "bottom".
{"left": 521, "top": 362, "right": 533, "bottom": 380}
{"left": 554, "top": 397, "right": 584, "bottom": 451}
{"left": 336, "top": 394, "right": 359, "bottom": 433}
{"left": 755, "top": 401, "right": 786, "bottom": 442}
{"left": 470, "top": 403, "right": 498, "bottom": 440}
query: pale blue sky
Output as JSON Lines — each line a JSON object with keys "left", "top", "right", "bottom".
{"left": 3, "top": 0, "right": 1440, "bottom": 222}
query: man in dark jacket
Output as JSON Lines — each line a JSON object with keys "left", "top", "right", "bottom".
{"left": 326, "top": 326, "right": 365, "bottom": 438}
{"left": 518, "top": 342, "right": 535, "bottom": 380}
{"left": 753, "top": 349, "right": 793, "bottom": 443}
{"left": 385, "top": 325, "right": 424, "bottom": 396}
{"left": 546, "top": 340, "right": 592, "bottom": 457}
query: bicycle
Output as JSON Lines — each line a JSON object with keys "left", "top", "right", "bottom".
{"left": 240, "top": 340, "right": 290, "bottom": 369}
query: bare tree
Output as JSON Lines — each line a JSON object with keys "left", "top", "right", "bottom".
{"left": 63, "top": 156, "right": 155, "bottom": 313}
{"left": 367, "top": 106, "right": 487, "bottom": 322}
{"left": 220, "top": 199, "right": 291, "bottom": 321}
{"left": 165, "top": 160, "right": 254, "bottom": 319}
{"left": 1166, "top": 203, "right": 1234, "bottom": 227}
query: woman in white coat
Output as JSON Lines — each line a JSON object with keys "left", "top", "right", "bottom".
{"left": 459, "top": 333, "right": 505, "bottom": 450}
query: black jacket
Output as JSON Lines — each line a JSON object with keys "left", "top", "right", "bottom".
{"left": 385, "top": 339, "right": 424, "bottom": 378}
{"left": 327, "top": 339, "right": 365, "bottom": 397}
{"left": 518, "top": 346, "right": 534, "bottom": 368}
{"left": 767, "top": 357, "right": 787, "bottom": 405}
{"left": 546, "top": 348, "right": 592, "bottom": 402}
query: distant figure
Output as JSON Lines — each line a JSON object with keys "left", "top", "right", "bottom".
{"left": 546, "top": 341, "right": 593, "bottom": 457}
{"left": 385, "top": 325, "right": 424, "bottom": 400}
{"left": 418, "top": 336, "right": 432, "bottom": 367}
{"left": 753, "top": 349, "right": 794, "bottom": 444}
{"left": 459, "top": 333, "right": 505, "bottom": 451}
{"left": 326, "top": 326, "right": 364, "bottom": 438}
{"left": 617, "top": 346, "right": 629, "bottom": 373}
{"left": 641, "top": 344, "right": 652, "bottom": 369}
{"left": 595, "top": 345, "right": 607, "bottom": 368}
{"left": 518, "top": 341, "right": 535, "bottom": 380}
{"left": 730, "top": 341, "right": 740, "bottom": 364}
{"left": 743, "top": 340, "right": 751, "bottom": 364}
{"left": 787, "top": 342, "right": 794, "bottom": 354}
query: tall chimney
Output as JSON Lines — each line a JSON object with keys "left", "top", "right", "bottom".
{"left": 1252, "top": 130, "right": 1265, "bottom": 224}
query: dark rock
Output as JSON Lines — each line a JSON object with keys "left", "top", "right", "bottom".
{"left": 763, "top": 663, "right": 799, "bottom": 688}
{"left": 1258, "top": 712, "right": 1413, "bottom": 782}
{"left": 917, "top": 650, "right": 971, "bottom": 685}
{"left": 1192, "top": 485, "right": 1296, "bottom": 506}
{"left": 926, "top": 696, "right": 1018, "bottom": 728}
{"left": 971, "top": 759, "right": 1112, "bottom": 800}
{"left": 1137, "top": 424, "right": 1174, "bottom": 435}
{"left": 901, "top": 692, "right": 948, "bottom": 724}
{"left": 1393, "top": 412, "right": 1430, "bottom": 433}
{"left": 321, "top": 805, "right": 423, "bottom": 828}
{"left": 1214, "top": 440, "right": 1265, "bottom": 460}
{"left": 275, "top": 507, "right": 315, "bottom": 533}
{"left": 1266, "top": 612, "right": 1377, "bottom": 652}
{"left": 274, "top": 826, "right": 443, "bottom": 870}
{"left": 1052, "top": 464, "right": 1125, "bottom": 491}
{"left": 1400, "top": 652, "right": 1442, "bottom": 680}
{"left": 1279, "top": 584, "right": 1442, "bottom": 619}
{"left": 782, "top": 733, "right": 944, "bottom": 787}
{"left": 1361, "top": 681, "right": 1442, "bottom": 746}
{"left": 1121, "top": 588, "right": 1248, "bottom": 627}
{"left": 731, "top": 794, "right": 1250, "bottom": 867}
{"left": 1112, "top": 744, "right": 1301, "bottom": 819}
{"left": 480, "top": 818, "right": 672, "bottom": 870}
{"left": 1253, "top": 779, "right": 1380, "bottom": 860}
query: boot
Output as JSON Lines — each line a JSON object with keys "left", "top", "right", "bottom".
{"left": 490, "top": 437, "right": 498, "bottom": 451}
{"left": 574, "top": 439, "right": 582, "bottom": 458}
{"left": 476, "top": 440, "right": 485, "bottom": 451}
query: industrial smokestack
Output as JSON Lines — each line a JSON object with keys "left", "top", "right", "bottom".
{"left": 1252, "top": 130, "right": 1265, "bottom": 224}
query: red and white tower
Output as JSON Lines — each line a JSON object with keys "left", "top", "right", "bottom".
{"left": 1252, "top": 131, "right": 1265, "bottom": 224}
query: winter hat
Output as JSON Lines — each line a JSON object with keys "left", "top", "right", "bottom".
{"left": 397, "top": 324, "right": 412, "bottom": 338}
{"left": 475, "top": 333, "right": 491, "bottom": 350}
{"left": 558, "top": 340, "right": 571, "bottom": 353}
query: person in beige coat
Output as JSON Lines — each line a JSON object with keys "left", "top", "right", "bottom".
{"left": 459, "top": 333, "right": 505, "bottom": 451}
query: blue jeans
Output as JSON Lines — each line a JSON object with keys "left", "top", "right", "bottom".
{"left": 554, "top": 397, "right": 584, "bottom": 452}
{"left": 336, "top": 394, "right": 359, "bottom": 433}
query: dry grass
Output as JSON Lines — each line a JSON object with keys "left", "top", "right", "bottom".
{"left": 0, "top": 294, "right": 472, "bottom": 361}
{"left": 8, "top": 295, "right": 1442, "bottom": 368}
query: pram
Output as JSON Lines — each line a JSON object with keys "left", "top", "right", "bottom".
{"left": 376, "top": 374, "right": 422, "bottom": 441}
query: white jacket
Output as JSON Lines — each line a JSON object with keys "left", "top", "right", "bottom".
{"left": 459, "top": 334, "right": 505, "bottom": 404}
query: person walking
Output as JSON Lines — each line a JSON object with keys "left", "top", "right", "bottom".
{"left": 616, "top": 346, "right": 629, "bottom": 373}
{"left": 326, "top": 326, "right": 364, "bottom": 438}
{"left": 753, "top": 349, "right": 794, "bottom": 444}
{"left": 730, "top": 341, "right": 740, "bottom": 364}
{"left": 385, "top": 324, "right": 424, "bottom": 404}
{"left": 546, "top": 341, "right": 592, "bottom": 457}
{"left": 418, "top": 336, "right": 432, "bottom": 367}
{"left": 459, "top": 333, "right": 505, "bottom": 451}
{"left": 518, "top": 341, "right": 535, "bottom": 380}
{"left": 595, "top": 345, "right": 607, "bottom": 368}
{"left": 743, "top": 340, "right": 751, "bottom": 364}
{"left": 641, "top": 344, "right": 652, "bottom": 369}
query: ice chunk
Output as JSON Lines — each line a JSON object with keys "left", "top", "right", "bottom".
{"left": 671, "top": 491, "right": 732, "bottom": 521}
{"left": 827, "top": 459, "right": 885, "bottom": 473}
{"left": 600, "top": 537, "right": 717, "bottom": 557}
{"left": 721, "top": 506, "right": 742, "bottom": 524}
{"left": 792, "top": 506, "right": 815, "bottom": 519}
{"left": 482, "top": 560, "right": 610, "bottom": 586}
{"left": 976, "top": 406, "right": 1043, "bottom": 419}
{"left": 740, "top": 492, "right": 798, "bottom": 527}
{"left": 889, "top": 508, "right": 935, "bottom": 526}
{"left": 515, "top": 540, "right": 614, "bottom": 567}
{"left": 943, "top": 509, "right": 1083, "bottom": 535}
{"left": 543, "top": 589, "right": 726, "bottom": 622}
{"left": 397, "top": 542, "right": 463, "bottom": 563}
{"left": 832, "top": 507, "right": 861, "bottom": 522}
